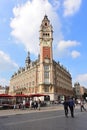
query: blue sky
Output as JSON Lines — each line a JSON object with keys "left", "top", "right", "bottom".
{"left": 0, "top": 0, "right": 87, "bottom": 88}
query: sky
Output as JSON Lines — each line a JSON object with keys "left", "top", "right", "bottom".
{"left": 0, "top": 0, "right": 87, "bottom": 88}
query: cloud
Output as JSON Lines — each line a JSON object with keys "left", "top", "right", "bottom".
{"left": 0, "top": 50, "right": 18, "bottom": 72}
{"left": 57, "top": 40, "right": 80, "bottom": 51}
{"left": 51, "top": 0, "right": 60, "bottom": 10}
{"left": 71, "top": 50, "right": 80, "bottom": 58}
{"left": 75, "top": 74, "right": 87, "bottom": 87}
{"left": 56, "top": 40, "right": 80, "bottom": 57}
{"left": 10, "top": 0, "right": 63, "bottom": 57}
{"left": 0, "top": 78, "right": 9, "bottom": 87}
{"left": 63, "top": 0, "right": 82, "bottom": 17}
{"left": 0, "top": 50, "right": 18, "bottom": 86}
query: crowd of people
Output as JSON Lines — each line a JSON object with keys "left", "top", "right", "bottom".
{"left": 13, "top": 98, "right": 42, "bottom": 110}
{"left": 29, "top": 99, "right": 41, "bottom": 110}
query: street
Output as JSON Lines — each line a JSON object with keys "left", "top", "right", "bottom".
{"left": 0, "top": 107, "right": 87, "bottom": 130}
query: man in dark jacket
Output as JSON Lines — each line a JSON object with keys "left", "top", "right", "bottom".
{"left": 69, "top": 97, "right": 75, "bottom": 118}
{"left": 63, "top": 97, "right": 69, "bottom": 117}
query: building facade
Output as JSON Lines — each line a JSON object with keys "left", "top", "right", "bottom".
{"left": 9, "top": 15, "right": 73, "bottom": 101}
{"left": 73, "top": 82, "right": 87, "bottom": 99}
{"left": 0, "top": 86, "right": 6, "bottom": 94}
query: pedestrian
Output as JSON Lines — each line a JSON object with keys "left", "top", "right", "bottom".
{"left": 13, "top": 99, "right": 16, "bottom": 110}
{"left": 13, "top": 104, "right": 16, "bottom": 110}
{"left": 23, "top": 98, "right": 26, "bottom": 109}
{"left": 33, "top": 100, "right": 38, "bottom": 109}
{"left": 63, "top": 97, "right": 69, "bottom": 117}
{"left": 29, "top": 99, "right": 33, "bottom": 110}
{"left": 80, "top": 99, "right": 86, "bottom": 112}
{"left": 38, "top": 99, "right": 41, "bottom": 110}
{"left": 68, "top": 97, "right": 75, "bottom": 118}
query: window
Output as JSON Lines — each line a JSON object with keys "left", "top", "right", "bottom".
{"left": 44, "top": 65, "right": 50, "bottom": 84}
{"left": 45, "top": 22, "right": 47, "bottom": 26}
{"left": 44, "top": 65, "right": 49, "bottom": 71}
{"left": 32, "top": 81, "right": 34, "bottom": 86}
{"left": 44, "top": 78, "right": 49, "bottom": 84}
{"left": 44, "top": 86, "right": 49, "bottom": 92}
{"left": 44, "top": 72, "right": 49, "bottom": 78}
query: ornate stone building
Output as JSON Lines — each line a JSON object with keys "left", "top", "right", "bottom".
{"left": 73, "top": 82, "right": 87, "bottom": 98}
{"left": 9, "top": 15, "right": 73, "bottom": 101}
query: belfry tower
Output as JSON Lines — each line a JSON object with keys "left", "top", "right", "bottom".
{"left": 39, "top": 15, "right": 54, "bottom": 95}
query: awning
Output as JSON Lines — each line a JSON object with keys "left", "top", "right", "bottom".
{"left": 28, "top": 93, "right": 48, "bottom": 97}
{"left": 13, "top": 94, "right": 29, "bottom": 97}
{"left": 0, "top": 94, "right": 12, "bottom": 97}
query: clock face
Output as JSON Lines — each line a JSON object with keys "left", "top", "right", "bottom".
{"left": 44, "top": 58, "right": 50, "bottom": 63}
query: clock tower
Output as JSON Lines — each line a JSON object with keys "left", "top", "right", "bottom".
{"left": 39, "top": 15, "right": 53, "bottom": 63}
{"left": 39, "top": 15, "right": 53, "bottom": 94}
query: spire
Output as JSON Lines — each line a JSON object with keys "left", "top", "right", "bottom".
{"left": 25, "top": 51, "right": 31, "bottom": 67}
{"left": 43, "top": 15, "right": 49, "bottom": 20}
{"left": 42, "top": 15, "right": 50, "bottom": 25}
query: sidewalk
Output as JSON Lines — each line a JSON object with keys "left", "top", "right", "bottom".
{"left": 0, "top": 104, "right": 80, "bottom": 117}
{"left": 0, "top": 104, "right": 64, "bottom": 117}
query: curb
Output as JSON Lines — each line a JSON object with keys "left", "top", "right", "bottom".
{"left": 0, "top": 106, "right": 63, "bottom": 117}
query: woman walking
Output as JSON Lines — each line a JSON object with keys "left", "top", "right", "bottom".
{"left": 80, "top": 99, "right": 86, "bottom": 112}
